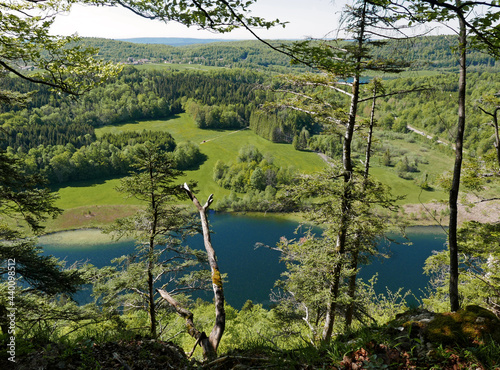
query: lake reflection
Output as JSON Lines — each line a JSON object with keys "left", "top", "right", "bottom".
{"left": 39, "top": 214, "right": 447, "bottom": 309}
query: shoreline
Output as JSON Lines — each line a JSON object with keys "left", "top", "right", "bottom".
{"left": 42, "top": 194, "right": 499, "bottom": 236}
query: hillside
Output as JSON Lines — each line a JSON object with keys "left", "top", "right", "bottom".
{"left": 8, "top": 305, "right": 500, "bottom": 369}
{"left": 2, "top": 38, "right": 499, "bottom": 231}
{"left": 117, "top": 37, "right": 238, "bottom": 46}
{"left": 1, "top": 27, "right": 500, "bottom": 370}
{"left": 81, "top": 35, "right": 500, "bottom": 73}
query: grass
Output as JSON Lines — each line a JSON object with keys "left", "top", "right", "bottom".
{"left": 370, "top": 166, "right": 448, "bottom": 204}
{"left": 50, "top": 113, "right": 456, "bottom": 230}
{"left": 44, "top": 205, "right": 143, "bottom": 232}
{"left": 367, "top": 132, "right": 453, "bottom": 204}
{"left": 96, "top": 113, "right": 327, "bottom": 202}
{"left": 53, "top": 178, "right": 141, "bottom": 209}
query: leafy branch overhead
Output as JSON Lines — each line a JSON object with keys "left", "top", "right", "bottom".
{"left": 0, "top": 0, "right": 121, "bottom": 96}
{"left": 90, "top": 0, "right": 284, "bottom": 32}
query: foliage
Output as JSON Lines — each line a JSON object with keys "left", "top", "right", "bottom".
{"left": 423, "top": 221, "right": 500, "bottom": 315}
{"left": 184, "top": 99, "right": 248, "bottom": 130}
{"left": 249, "top": 109, "right": 316, "bottom": 144}
{"left": 0, "top": 154, "right": 87, "bottom": 341}
{"left": 212, "top": 145, "right": 296, "bottom": 211}
{"left": 81, "top": 35, "right": 500, "bottom": 73}
{"left": 272, "top": 166, "right": 399, "bottom": 343}
{"left": 14, "top": 131, "right": 181, "bottom": 184}
{"left": 0, "top": 150, "right": 60, "bottom": 236}
{"left": 0, "top": 67, "right": 262, "bottom": 130}
{"left": 91, "top": 142, "right": 208, "bottom": 338}
{"left": 173, "top": 141, "right": 206, "bottom": 170}
{"left": 0, "top": 1, "right": 120, "bottom": 99}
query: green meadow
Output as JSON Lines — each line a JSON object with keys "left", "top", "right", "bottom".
{"left": 95, "top": 113, "right": 327, "bottom": 202}
{"left": 50, "top": 113, "right": 452, "bottom": 230}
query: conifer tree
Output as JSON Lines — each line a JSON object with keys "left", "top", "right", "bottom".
{"left": 388, "top": 0, "right": 500, "bottom": 312}
{"left": 94, "top": 142, "right": 206, "bottom": 339}
{"left": 269, "top": 0, "right": 408, "bottom": 342}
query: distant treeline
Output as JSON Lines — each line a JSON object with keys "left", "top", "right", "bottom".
{"left": 2, "top": 53, "right": 500, "bottom": 188}
{"left": 0, "top": 68, "right": 259, "bottom": 151}
{"left": 0, "top": 67, "right": 263, "bottom": 130}
{"left": 81, "top": 35, "right": 499, "bottom": 73}
{"left": 82, "top": 38, "right": 307, "bottom": 73}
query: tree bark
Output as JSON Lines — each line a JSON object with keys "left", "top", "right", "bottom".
{"left": 158, "top": 183, "right": 225, "bottom": 359}
{"left": 322, "top": 54, "right": 363, "bottom": 344}
{"left": 448, "top": 16, "right": 467, "bottom": 312}
{"left": 157, "top": 289, "right": 215, "bottom": 358}
{"left": 492, "top": 108, "right": 500, "bottom": 170}
{"left": 345, "top": 82, "right": 378, "bottom": 328}
{"left": 148, "top": 161, "right": 158, "bottom": 338}
{"left": 321, "top": 0, "right": 368, "bottom": 342}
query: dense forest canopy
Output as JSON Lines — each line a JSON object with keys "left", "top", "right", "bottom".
{"left": 80, "top": 35, "right": 500, "bottom": 73}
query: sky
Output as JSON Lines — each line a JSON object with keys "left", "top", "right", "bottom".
{"left": 49, "top": 0, "right": 350, "bottom": 40}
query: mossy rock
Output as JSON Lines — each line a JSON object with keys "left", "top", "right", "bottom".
{"left": 424, "top": 305, "right": 500, "bottom": 346}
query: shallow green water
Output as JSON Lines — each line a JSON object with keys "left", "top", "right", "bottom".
{"left": 39, "top": 214, "right": 447, "bottom": 309}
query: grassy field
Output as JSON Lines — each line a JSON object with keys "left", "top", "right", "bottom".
{"left": 368, "top": 132, "right": 453, "bottom": 203}
{"left": 96, "top": 113, "right": 327, "bottom": 202}
{"left": 50, "top": 113, "right": 454, "bottom": 230}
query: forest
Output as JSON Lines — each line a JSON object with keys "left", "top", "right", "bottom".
{"left": 1, "top": 0, "right": 500, "bottom": 369}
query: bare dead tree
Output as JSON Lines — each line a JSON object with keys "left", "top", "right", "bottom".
{"left": 158, "top": 183, "right": 225, "bottom": 360}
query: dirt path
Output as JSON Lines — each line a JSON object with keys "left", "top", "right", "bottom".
{"left": 402, "top": 194, "right": 500, "bottom": 226}
{"left": 200, "top": 127, "right": 248, "bottom": 144}
{"left": 317, "top": 152, "right": 334, "bottom": 166}
{"left": 406, "top": 124, "right": 454, "bottom": 148}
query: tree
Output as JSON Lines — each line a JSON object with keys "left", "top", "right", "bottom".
{"left": 0, "top": 1, "right": 120, "bottom": 99}
{"left": 424, "top": 221, "right": 500, "bottom": 316}
{"left": 391, "top": 0, "right": 500, "bottom": 312}
{"left": 1, "top": 0, "right": 274, "bottom": 346}
{"left": 274, "top": 167, "right": 398, "bottom": 343}
{"left": 0, "top": 0, "right": 124, "bottom": 341}
{"left": 249, "top": 166, "right": 266, "bottom": 191}
{"left": 96, "top": 142, "right": 206, "bottom": 339}
{"left": 477, "top": 93, "right": 500, "bottom": 171}
{"left": 0, "top": 150, "right": 87, "bottom": 334}
{"left": 159, "top": 183, "right": 225, "bottom": 360}
{"left": 267, "top": 0, "right": 408, "bottom": 342}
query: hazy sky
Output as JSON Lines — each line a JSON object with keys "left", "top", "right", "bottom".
{"left": 50, "top": 0, "right": 349, "bottom": 40}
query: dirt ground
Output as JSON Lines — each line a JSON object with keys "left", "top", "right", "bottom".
{"left": 401, "top": 193, "right": 500, "bottom": 226}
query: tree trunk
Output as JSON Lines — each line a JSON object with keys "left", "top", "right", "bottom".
{"left": 322, "top": 70, "right": 361, "bottom": 342}
{"left": 321, "top": 1, "right": 366, "bottom": 340}
{"left": 345, "top": 84, "right": 378, "bottom": 328}
{"left": 493, "top": 108, "right": 500, "bottom": 170}
{"left": 148, "top": 163, "right": 158, "bottom": 338}
{"left": 448, "top": 16, "right": 467, "bottom": 312}
{"left": 148, "top": 262, "right": 156, "bottom": 338}
{"left": 159, "top": 184, "right": 225, "bottom": 360}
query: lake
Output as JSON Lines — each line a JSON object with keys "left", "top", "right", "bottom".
{"left": 39, "top": 213, "right": 447, "bottom": 309}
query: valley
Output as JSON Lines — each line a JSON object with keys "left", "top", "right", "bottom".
{"left": 2, "top": 18, "right": 500, "bottom": 367}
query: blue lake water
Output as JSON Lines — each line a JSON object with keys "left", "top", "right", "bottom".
{"left": 39, "top": 213, "right": 447, "bottom": 309}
